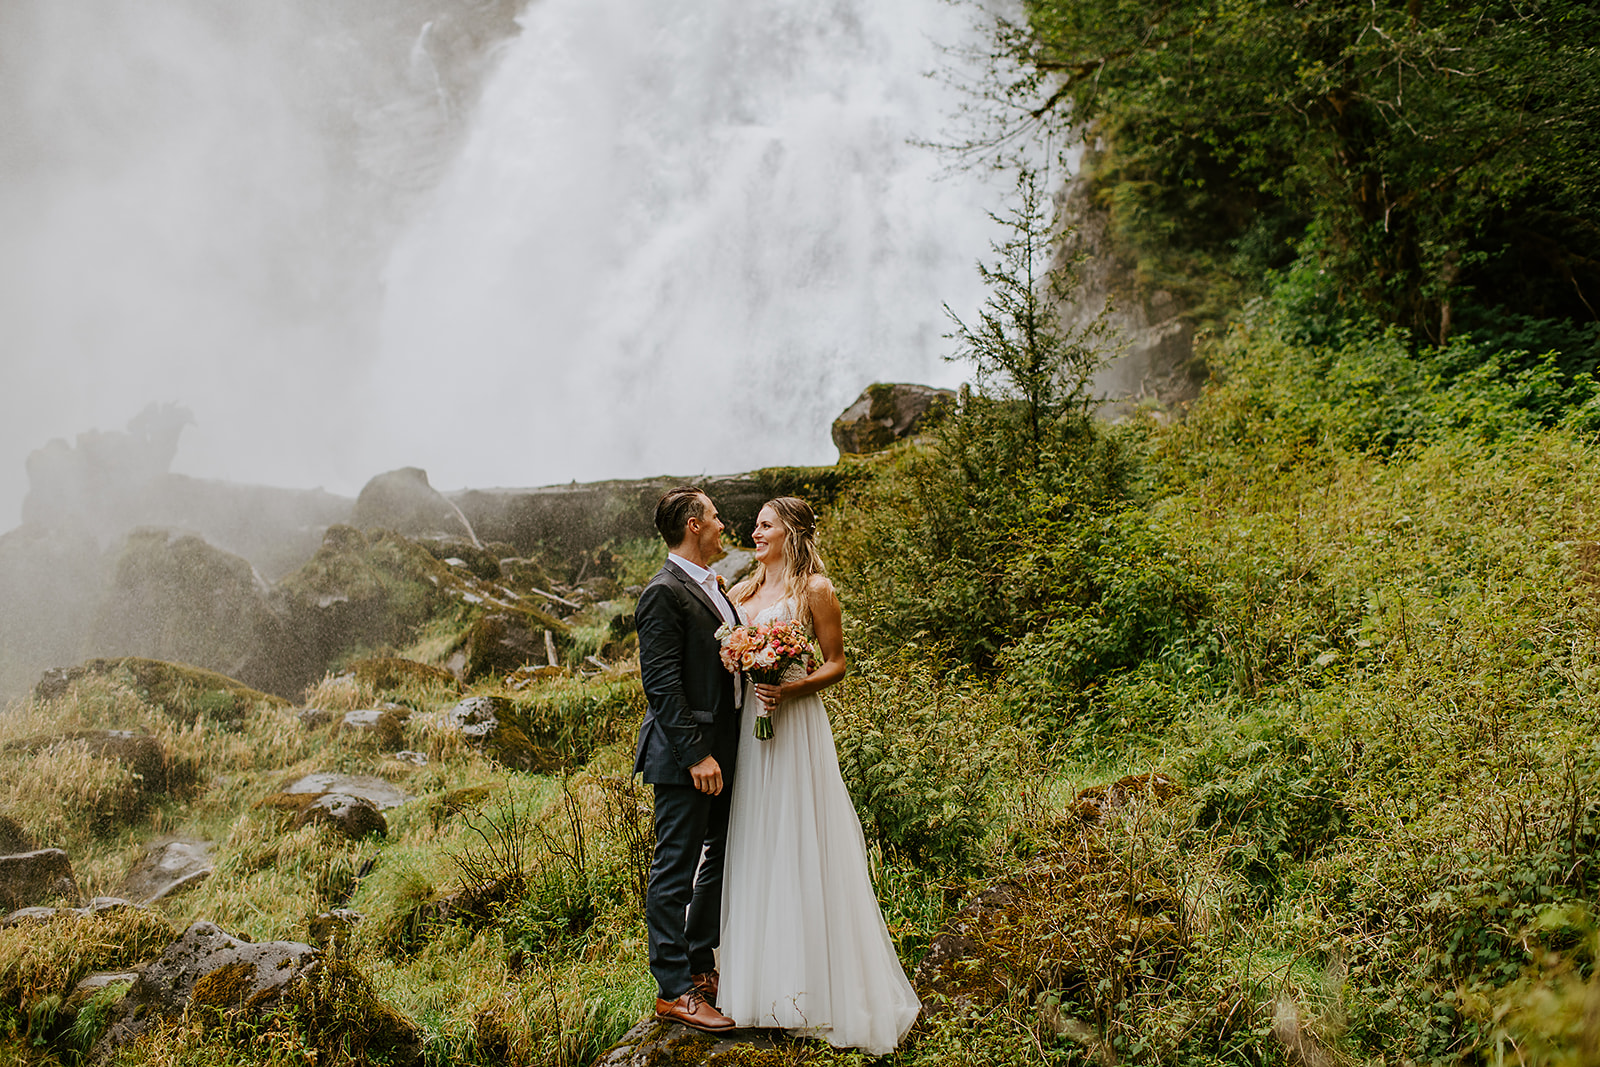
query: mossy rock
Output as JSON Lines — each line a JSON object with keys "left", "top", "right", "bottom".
{"left": 94, "top": 921, "right": 318, "bottom": 1054}
{"left": 277, "top": 526, "right": 455, "bottom": 646}
{"left": 0, "top": 904, "right": 173, "bottom": 1030}
{"left": 349, "top": 656, "right": 457, "bottom": 692}
{"left": 87, "top": 529, "right": 277, "bottom": 693}
{"left": 0, "top": 814, "right": 32, "bottom": 854}
{"left": 280, "top": 956, "right": 422, "bottom": 1066}
{"left": 461, "top": 608, "right": 570, "bottom": 681}
{"left": 594, "top": 1017, "right": 804, "bottom": 1066}
{"left": 912, "top": 831, "right": 1187, "bottom": 1015}
{"left": 46, "top": 657, "right": 286, "bottom": 724}
{"left": 504, "top": 679, "right": 645, "bottom": 770}
{"left": 480, "top": 720, "right": 564, "bottom": 775}
{"left": 187, "top": 959, "right": 260, "bottom": 1016}
{"left": 258, "top": 791, "right": 389, "bottom": 839}
{"left": 417, "top": 537, "right": 503, "bottom": 581}
{"left": 428, "top": 785, "right": 498, "bottom": 829}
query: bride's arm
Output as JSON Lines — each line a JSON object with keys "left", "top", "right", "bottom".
{"left": 755, "top": 576, "right": 847, "bottom": 710}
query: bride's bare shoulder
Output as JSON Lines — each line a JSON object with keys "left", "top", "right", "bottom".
{"left": 805, "top": 574, "right": 838, "bottom": 599}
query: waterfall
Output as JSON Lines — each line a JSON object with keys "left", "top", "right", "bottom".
{"left": 365, "top": 0, "right": 1006, "bottom": 488}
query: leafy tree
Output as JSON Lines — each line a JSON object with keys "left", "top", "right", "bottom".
{"left": 827, "top": 167, "right": 1201, "bottom": 683}
{"left": 973, "top": 0, "right": 1600, "bottom": 342}
{"left": 944, "top": 166, "right": 1113, "bottom": 465}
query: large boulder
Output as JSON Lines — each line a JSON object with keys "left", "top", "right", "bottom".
{"left": 272, "top": 526, "right": 457, "bottom": 691}
{"left": 831, "top": 383, "right": 956, "bottom": 456}
{"left": 352, "top": 467, "right": 476, "bottom": 541}
{"left": 0, "top": 848, "right": 79, "bottom": 911}
{"left": 95, "top": 921, "right": 318, "bottom": 1050}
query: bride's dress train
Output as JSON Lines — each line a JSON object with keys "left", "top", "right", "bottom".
{"left": 719, "top": 599, "right": 920, "bottom": 1055}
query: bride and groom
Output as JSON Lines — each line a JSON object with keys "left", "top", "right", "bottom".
{"left": 633, "top": 486, "right": 920, "bottom": 1055}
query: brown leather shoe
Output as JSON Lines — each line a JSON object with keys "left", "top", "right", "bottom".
{"left": 689, "top": 969, "right": 719, "bottom": 1004}
{"left": 655, "top": 990, "right": 735, "bottom": 1033}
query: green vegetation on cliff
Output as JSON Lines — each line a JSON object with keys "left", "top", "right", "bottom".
{"left": 980, "top": 0, "right": 1600, "bottom": 353}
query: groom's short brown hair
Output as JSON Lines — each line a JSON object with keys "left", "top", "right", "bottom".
{"left": 654, "top": 486, "right": 708, "bottom": 546}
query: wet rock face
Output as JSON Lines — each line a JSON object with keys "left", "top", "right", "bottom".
{"left": 0, "top": 849, "right": 79, "bottom": 911}
{"left": 352, "top": 467, "right": 475, "bottom": 541}
{"left": 1050, "top": 171, "right": 1205, "bottom": 419}
{"left": 831, "top": 383, "right": 957, "bottom": 456}
{"left": 96, "top": 921, "right": 319, "bottom": 1052}
{"left": 88, "top": 529, "right": 281, "bottom": 694}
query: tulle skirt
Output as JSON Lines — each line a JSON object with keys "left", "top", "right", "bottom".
{"left": 719, "top": 680, "right": 921, "bottom": 1055}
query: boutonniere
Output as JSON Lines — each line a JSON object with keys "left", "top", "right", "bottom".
{"left": 715, "top": 573, "right": 728, "bottom": 591}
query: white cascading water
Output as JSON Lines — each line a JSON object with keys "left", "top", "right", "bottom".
{"left": 364, "top": 0, "right": 1008, "bottom": 487}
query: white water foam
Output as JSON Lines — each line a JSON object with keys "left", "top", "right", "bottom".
{"left": 364, "top": 0, "right": 1007, "bottom": 488}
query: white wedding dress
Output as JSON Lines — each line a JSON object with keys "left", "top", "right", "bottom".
{"left": 719, "top": 598, "right": 921, "bottom": 1054}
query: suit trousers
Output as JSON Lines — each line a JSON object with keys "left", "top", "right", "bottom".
{"left": 646, "top": 781, "right": 732, "bottom": 1000}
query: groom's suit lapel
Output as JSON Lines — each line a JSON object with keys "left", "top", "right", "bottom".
{"left": 663, "top": 559, "right": 724, "bottom": 623}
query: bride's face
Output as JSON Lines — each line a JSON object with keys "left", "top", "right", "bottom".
{"left": 751, "top": 506, "right": 788, "bottom": 569}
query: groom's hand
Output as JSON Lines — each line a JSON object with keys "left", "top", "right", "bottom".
{"left": 689, "top": 755, "right": 723, "bottom": 795}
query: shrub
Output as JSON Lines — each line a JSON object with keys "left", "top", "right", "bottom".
{"left": 830, "top": 654, "right": 1020, "bottom": 869}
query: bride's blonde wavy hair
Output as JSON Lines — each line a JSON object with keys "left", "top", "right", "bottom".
{"left": 730, "top": 496, "right": 826, "bottom": 630}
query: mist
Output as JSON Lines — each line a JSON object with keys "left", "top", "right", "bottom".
{"left": 1, "top": 0, "right": 1005, "bottom": 527}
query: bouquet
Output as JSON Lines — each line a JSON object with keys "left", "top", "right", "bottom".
{"left": 714, "top": 618, "right": 813, "bottom": 739}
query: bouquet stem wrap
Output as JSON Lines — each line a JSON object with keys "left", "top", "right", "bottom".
{"left": 749, "top": 669, "right": 782, "bottom": 739}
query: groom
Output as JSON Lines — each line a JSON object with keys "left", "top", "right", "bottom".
{"left": 634, "top": 486, "right": 741, "bottom": 1033}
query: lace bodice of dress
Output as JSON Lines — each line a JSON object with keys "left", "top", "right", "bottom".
{"left": 746, "top": 597, "right": 794, "bottom": 626}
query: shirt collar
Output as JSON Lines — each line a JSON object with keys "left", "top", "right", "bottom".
{"left": 667, "top": 552, "right": 716, "bottom": 587}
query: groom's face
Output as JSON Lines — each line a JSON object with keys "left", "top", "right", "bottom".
{"left": 686, "top": 494, "right": 724, "bottom": 559}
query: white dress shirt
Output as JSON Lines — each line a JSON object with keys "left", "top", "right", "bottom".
{"left": 668, "top": 553, "right": 739, "bottom": 628}
{"left": 668, "top": 552, "right": 741, "bottom": 708}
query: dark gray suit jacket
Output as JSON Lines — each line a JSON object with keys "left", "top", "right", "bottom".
{"left": 633, "top": 560, "right": 740, "bottom": 786}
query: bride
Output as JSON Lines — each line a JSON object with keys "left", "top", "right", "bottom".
{"left": 717, "top": 496, "right": 921, "bottom": 1054}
